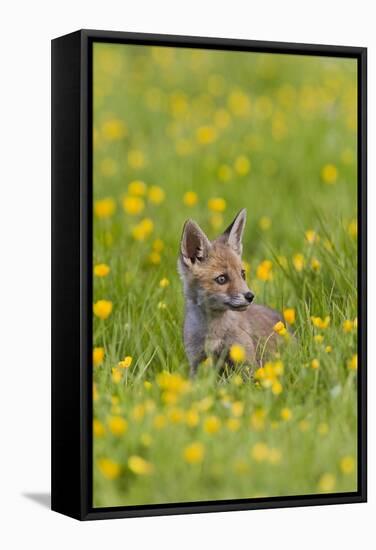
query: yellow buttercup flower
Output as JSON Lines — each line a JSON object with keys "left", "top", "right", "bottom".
{"left": 271, "top": 380, "right": 283, "bottom": 395}
{"left": 152, "top": 238, "right": 164, "bottom": 252}
{"left": 128, "top": 180, "right": 147, "bottom": 196}
{"left": 256, "top": 260, "right": 273, "bottom": 281}
{"left": 108, "top": 416, "right": 128, "bottom": 436}
{"left": 347, "top": 219, "right": 357, "bottom": 238}
{"left": 118, "top": 356, "right": 132, "bottom": 369}
{"left": 122, "top": 195, "right": 145, "bottom": 215}
{"left": 128, "top": 455, "right": 154, "bottom": 475}
{"left": 273, "top": 321, "right": 287, "bottom": 336}
{"left": 343, "top": 319, "right": 354, "bottom": 333}
{"left": 228, "top": 89, "right": 251, "bottom": 117}
{"left": 183, "top": 191, "right": 198, "bottom": 206}
{"left": 305, "top": 229, "right": 319, "bottom": 244}
{"left": 231, "top": 401, "right": 244, "bottom": 417}
{"left": 234, "top": 155, "right": 251, "bottom": 176}
{"left": 250, "top": 408, "right": 266, "bottom": 431}
{"left": 132, "top": 218, "right": 154, "bottom": 241}
{"left": 311, "top": 359, "right": 320, "bottom": 370}
{"left": 340, "top": 456, "right": 355, "bottom": 474}
{"left": 325, "top": 345, "right": 332, "bottom": 353}
{"left": 196, "top": 125, "right": 217, "bottom": 144}
{"left": 93, "top": 347, "right": 105, "bottom": 367}
{"left": 226, "top": 418, "right": 241, "bottom": 432}
{"left": 280, "top": 407, "right": 292, "bottom": 421}
{"left": 149, "top": 251, "right": 161, "bottom": 264}
{"left": 259, "top": 216, "right": 271, "bottom": 230}
{"left": 218, "top": 164, "right": 233, "bottom": 182}
{"left": 204, "top": 415, "right": 221, "bottom": 434}
{"left": 148, "top": 185, "right": 165, "bottom": 205}
{"left": 93, "top": 419, "right": 105, "bottom": 437}
{"left": 128, "top": 149, "right": 145, "bottom": 169}
{"left": 102, "top": 118, "right": 126, "bottom": 141}
{"left": 94, "top": 197, "right": 116, "bottom": 219}
{"left": 229, "top": 344, "right": 246, "bottom": 363}
{"left": 93, "top": 300, "right": 113, "bottom": 320}
{"left": 321, "top": 163, "right": 338, "bottom": 184}
{"left": 98, "top": 458, "right": 121, "bottom": 480}
{"left": 185, "top": 409, "right": 200, "bottom": 427}
{"left": 94, "top": 263, "right": 110, "bottom": 277}
{"left": 208, "top": 197, "right": 226, "bottom": 212}
{"left": 183, "top": 442, "right": 205, "bottom": 464}
{"left": 251, "top": 442, "right": 269, "bottom": 462}
{"left": 314, "top": 334, "right": 324, "bottom": 343}
{"left": 111, "top": 367, "right": 122, "bottom": 384}
{"left": 283, "top": 308, "right": 296, "bottom": 325}
{"left": 311, "top": 316, "right": 330, "bottom": 329}
{"left": 159, "top": 278, "right": 169, "bottom": 288}
{"left": 347, "top": 354, "right": 358, "bottom": 371}
{"left": 311, "top": 257, "right": 321, "bottom": 271}
{"left": 292, "top": 253, "right": 305, "bottom": 272}
{"left": 318, "top": 473, "right": 336, "bottom": 492}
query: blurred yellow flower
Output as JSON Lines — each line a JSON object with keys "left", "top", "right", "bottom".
{"left": 292, "top": 253, "right": 305, "bottom": 272}
{"left": 118, "top": 356, "right": 132, "bottom": 369}
{"left": 340, "top": 456, "right": 355, "bottom": 474}
{"left": 111, "top": 367, "right": 122, "bottom": 384}
{"left": 122, "top": 195, "right": 145, "bottom": 215}
{"left": 305, "top": 229, "right": 319, "bottom": 244}
{"left": 153, "top": 414, "right": 167, "bottom": 429}
{"left": 321, "top": 163, "right": 338, "bottom": 184}
{"left": 256, "top": 260, "right": 273, "bottom": 281}
{"left": 94, "top": 197, "right": 116, "bottom": 219}
{"left": 228, "top": 89, "right": 251, "bottom": 117}
{"left": 251, "top": 442, "right": 269, "bottom": 462}
{"left": 231, "top": 401, "right": 244, "bottom": 417}
{"left": 93, "top": 300, "right": 113, "bottom": 320}
{"left": 108, "top": 416, "right": 128, "bottom": 436}
{"left": 132, "top": 218, "right": 154, "bottom": 241}
{"left": 217, "top": 164, "right": 233, "bottom": 182}
{"left": 93, "top": 347, "right": 105, "bottom": 367}
{"left": 325, "top": 345, "right": 332, "bottom": 353}
{"left": 347, "top": 219, "right": 357, "bottom": 238}
{"left": 234, "top": 155, "right": 251, "bottom": 176}
{"left": 185, "top": 409, "right": 200, "bottom": 427}
{"left": 226, "top": 418, "right": 241, "bottom": 432}
{"left": 152, "top": 238, "right": 164, "bottom": 252}
{"left": 214, "top": 108, "right": 231, "bottom": 129}
{"left": 149, "top": 251, "right": 161, "bottom": 265}
{"left": 268, "top": 448, "right": 282, "bottom": 465}
{"left": 311, "top": 316, "right": 330, "bottom": 329}
{"left": 159, "top": 278, "right": 169, "bottom": 288}
{"left": 250, "top": 408, "right": 266, "bottom": 431}
{"left": 196, "top": 125, "right": 217, "bottom": 144}
{"left": 318, "top": 422, "right": 329, "bottom": 436}
{"left": 347, "top": 354, "right": 357, "bottom": 371}
{"left": 128, "top": 149, "right": 145, "bottom": 169}
{"left": 148, "top": 185, "right": 165, "bottom": 204}
{"left": 183, "top": 442, "right": 205, "bottom": 464}
{"left": 208, "top": 197, "right": 226, "bottom": 212}
{"left": 94, "top": 263, "right": 110, "bottom": 277}
{"left": 229, "top": 344, "right": 246, "bottom": 363}
{"left": 128, "top": 455, "right": 154, "bottom": 475}
{"left": 183, "top": 191, "right": 198, "bottom": 206}
{"left": 311, "top": 257, "right": 321, "bottom": 271}
{"left": 283, "top": 308, "right": 296, "bottom": 325}
{"left": 259, "top": 216, "right": 271, "bottom": 230}
{"left": 318, "top": 473, "right": 336, "bottom": 492}
{"left": 343, "top": 319, "right": 354, "bottom": 333}
{"left": 102, "top": 118, "right": 126, "bottom": 141}
{"left": 128, "top": 180, "right": 147, "bottom": 196}
{"left": 280, "top": 407, "right": 292, "bottom": 421}
{"left": 210, "top": 213, "right": 223, "bottom": 229}
{"left": 311, "top": 359, "right": 320, "bottom": 370}
{"left": 93, "top": 419, "right": 105, "bottom": 437}
{"left": 204, "top": 415, "right": 221, "bottom": 434}
{"left": 314, "top": 334, "right": 324, "bottom": 343}
{"left": 98, "top": 458, "right": 121, "bottom": 480}
{"left": 271, "top": 380, "right": 283, "bottom": 395}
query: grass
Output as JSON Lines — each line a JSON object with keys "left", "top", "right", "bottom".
{"left": 92, "top": 43, "right": 358, "bottom": 507}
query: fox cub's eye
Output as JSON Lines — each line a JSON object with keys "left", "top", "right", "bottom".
{"left": 241, "top": 269, "right": 246, "bottom": 280}
{"left": 215, "top": 274, "right": 228, "bottom": 285}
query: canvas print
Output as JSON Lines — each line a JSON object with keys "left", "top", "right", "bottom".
{"left": 92, "top": 43, "right": 358, "bottom": 508}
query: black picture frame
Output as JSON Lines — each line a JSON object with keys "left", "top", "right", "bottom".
{"left": 51, "top": 29, "right": 367, "bottom": 521}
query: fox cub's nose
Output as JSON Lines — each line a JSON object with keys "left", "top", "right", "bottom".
{"left": 244, "top": 291, "right": 254, "bottom": 303}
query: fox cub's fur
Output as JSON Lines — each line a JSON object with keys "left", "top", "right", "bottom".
{"left": 178, "top": 209, "right": 283, "bottom": 375}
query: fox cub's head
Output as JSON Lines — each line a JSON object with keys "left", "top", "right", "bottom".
{"left": 178, "top": 209, "right": 254, "bottom": 312}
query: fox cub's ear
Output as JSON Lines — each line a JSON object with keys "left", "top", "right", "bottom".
{"left": 220, "top": 208, "right": 247, "bottom": 255}
{"left": 181, "top": 220, "right": 212, "bottom": 266}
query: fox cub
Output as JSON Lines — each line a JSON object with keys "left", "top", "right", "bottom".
{"left": 178, "top": 209, "right": 283, "bottom": 375}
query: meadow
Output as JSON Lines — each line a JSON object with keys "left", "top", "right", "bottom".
{"left": 92, "top": 43, "right": 358, "bottom": 507}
